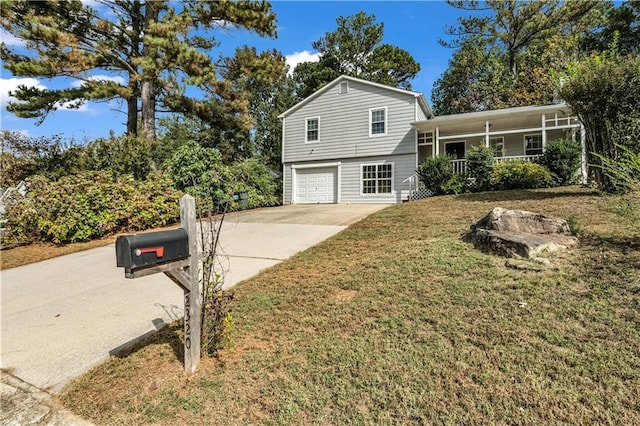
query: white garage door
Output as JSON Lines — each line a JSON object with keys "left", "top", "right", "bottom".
{"left": 296, "top": 167, "right": 337, "bottom": 204}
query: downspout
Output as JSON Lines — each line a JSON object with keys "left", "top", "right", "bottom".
{"left": 435, "top": 126, "right": 440, "bottom": 156}
{"left": 485, "top": 120, "right": 490, "bottom": 147}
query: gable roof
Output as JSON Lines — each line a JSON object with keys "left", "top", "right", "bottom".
{"left": 278, "top": 75, "right": 433, "bottom": 119}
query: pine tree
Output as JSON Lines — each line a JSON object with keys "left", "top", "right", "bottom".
{"left": 1, "top": 0, "right": 276, "bottom": 139}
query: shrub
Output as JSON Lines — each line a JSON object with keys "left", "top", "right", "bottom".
{"left": 1, "top": 171, "right": 180, "bottom": 246}
{"left": 538, "top": 138, "right": 582, "bottom": 186}
{"left": 229, "top": 159, "right": 281, "bottom": 210}
{"left": 466, "top": 145, "right": 495, "bottom": 191}
{"left": 489, "top": 161, "right": 554, "bottom": 190}
{"left": 417, "top": 155, "right": 456, "bottom": 195}
{"left": 164, "top": 142, "right": 232, "bottom": 206}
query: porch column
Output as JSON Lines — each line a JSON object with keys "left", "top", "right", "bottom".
{"left": 435, "top": 126, "right": 440, "bottom": 156}
{"left": 541, "top": 114, "right": 547, "bottom": 152}
{"left": 485, "top": 120, "right": 490, "bottom": 147}
{"left": 580, "top": 123, "right": 587, "bottom": 184}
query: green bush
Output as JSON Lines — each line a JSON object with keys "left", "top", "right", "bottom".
{"left": 489, "top": 161, "right": 554, "bottom": 190}
{"left": 538, "top": 138, "right": 582, "bottom": 186}
{"left": 417, "top": 155, "right": 456, "bottom": 195}
{"left": 229, "top": 159, "right": 281, "bottom": 210}
{"left": 164, "top": 142, "right": 232, "bottom": 205}
{"left": 1, "top": 171, "right": 180, "bottom": 246}
{"left": 466, "top": 145, "right": 495, "bottom": 191}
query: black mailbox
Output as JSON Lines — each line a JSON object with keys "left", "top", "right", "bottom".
{"left": 116, "top": 228, "right": 189, "bottom": 276}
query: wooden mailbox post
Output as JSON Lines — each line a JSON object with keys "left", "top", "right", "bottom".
{"left": 116, "top": 194, "right": 201, "bottom": 375}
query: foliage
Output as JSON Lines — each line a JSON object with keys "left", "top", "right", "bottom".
{"left": 1, "top": 171, "right": 180, "bottom": 245}
{"left": 465, "top": 145, "right": 495, "bottom": 192}
{"left": 163, "top": 142, "right": 231, "bottom": 205}
{"left": 434, "top": 0, "right": 604, "bottom": 113}
{"left": 0, "top": 0, "right": 276, "bottom": 138}
{"left": 441, "top": 0, "right": 602, "bottom": 76}
{"left": 538, "top": 138, "right": 582, "bottom": 186}
{"left": 197, "top": 199, "right": 235, "bottom": 357}
{"left": 293, "top": 11, "right": 420, "bottom": 98}
{"left": 592, "top": 144, "right": 640, "bottom": 194}
{"left": 489, "top": 161, "right": 554, "bottom": 190}
{"left": 84, "top": 134, "right": 159, "bottom": 181}
{"left": 220, "top": 46, "right": 296, "bottom": 167}
{"left": 560, "top": 53, "right": 640, "bottom": 189}
{"left": 432, "top": 37, "right": 511, "bottom": 114}
{"left": 581, "top": 0, "right": 640, "bottom": 56}
{"left": 417, "top": 155, "right": 457, "bottom": 196}
{"left": 229, "top": 159, "right": 281, "bottom": 210}
{"left": 1, "top": 131, "right": 90, "bottom": 186}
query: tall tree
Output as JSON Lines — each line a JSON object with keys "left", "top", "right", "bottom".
{"left": 431, "top": 37, "right": 511, "bottom": 114}
{"left": 441, "top": 0, "right": 602, "bottom": 76}
{"left": 292, "top": 11, "right": 420, "bottom": 98}
{"left": 0, "top": 0, "right": 276, "bottom": 139}
{"left": 581, "top": 0, "right": 640, "bottom": 56}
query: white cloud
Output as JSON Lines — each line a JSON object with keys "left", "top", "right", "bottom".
{"left": 0, "top": 77, "right": 47, "bottom": 109}
{"left": 54, "top": 100, "right": 90, "bottom": 112}
{"left": 0, "top": 29, "right": 25, "bottom": 47}
{"left": 285, "top": 50, "right": 320, "bottom": 75}
{"left": 70, "top": 75, "right": 126, "bottom": 88}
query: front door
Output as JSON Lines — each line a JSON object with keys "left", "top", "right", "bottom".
{"left": 445, "top": 141, "right": 465, "bottom": 159}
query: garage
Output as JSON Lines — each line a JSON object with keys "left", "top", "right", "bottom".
{"left": 295, "top": 167, "right": 337, "bottom": 204}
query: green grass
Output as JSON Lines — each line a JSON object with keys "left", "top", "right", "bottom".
{"left": 61, "top": 187, "right": 640, "bottom": 424}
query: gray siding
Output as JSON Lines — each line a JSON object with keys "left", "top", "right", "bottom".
{"left": 282, "top": 80, "right": 418, "bottom": 164}
{"left": 283, "top": 154, "right": 416, "bottom": 204}
{"left": 415, "top": 100, "right": 428, "bottom": 121}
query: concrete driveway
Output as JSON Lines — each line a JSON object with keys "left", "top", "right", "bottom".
{"left": 0, "top": 203, "right": 388, "bottom": 395}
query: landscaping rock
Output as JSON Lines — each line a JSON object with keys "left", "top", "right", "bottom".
{"left": 462, "top": 207, "right": 577, "bottom": 259}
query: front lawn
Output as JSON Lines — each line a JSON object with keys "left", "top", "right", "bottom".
{"left": 61, "top": 187, "right": 640, "bottom": 424}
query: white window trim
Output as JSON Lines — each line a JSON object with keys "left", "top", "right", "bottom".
{"left": 369, "top": 106, "right": 387, "bottom": 137}
{"left": 524, "top": 133, "right": 543, "bottom": 155}
{"left": 339, "top": 81, "right": 349, "bottom": 94}
{"left": 305, "top": 116, "right": 320, "bottom": 143}
{"left": 360, "top": 162, "right": 394, "bottom": 195}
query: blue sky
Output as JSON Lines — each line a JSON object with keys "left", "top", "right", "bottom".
{"left": 0, "top": 1, "right": 465, "bottom": 141}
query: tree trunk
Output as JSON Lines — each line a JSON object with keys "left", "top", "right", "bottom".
{"left": 140, "top": 0, "right": 158, "bottom": 140}
{"left": 126, "top": 94, "right": 137, "bottom": 135}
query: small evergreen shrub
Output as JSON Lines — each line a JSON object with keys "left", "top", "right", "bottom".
{"left": 417, "top": 155, "right": 456, "bottom": 195}
{"left": 466, "top": 145, "right": 495, "bottom": 191}
{"left": 538, "top": 138, "right": 582, "bottom": 186}
{"left": 489, "top": 161, "right": 554, "bottom": 190}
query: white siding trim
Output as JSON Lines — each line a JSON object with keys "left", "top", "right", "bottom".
{"left": 369, "top": 106, "right": 388, "bottom": 138}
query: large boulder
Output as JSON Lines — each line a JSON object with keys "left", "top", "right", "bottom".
{"left": 462, "top": 207, "right": 577, "bottom": 259}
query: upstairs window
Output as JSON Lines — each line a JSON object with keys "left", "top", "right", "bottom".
{"left": 524, "top": 134, "right": 543, "bottom": 155}
{"left": 306, "top": 117, "right": 319, "bottom": 142}
{"left": 339, "top": 81, "right": 349, "bottom": 94}
{"left": 370, "top": 107, "right": 387, "bottom": 136}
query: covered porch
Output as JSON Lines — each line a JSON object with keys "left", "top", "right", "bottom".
{"left": 411, "top": 104, "right": 586, "bottom": 180}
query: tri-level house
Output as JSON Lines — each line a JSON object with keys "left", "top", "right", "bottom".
{"left": 279, "top": 75, "right": 585, "bottom": 204}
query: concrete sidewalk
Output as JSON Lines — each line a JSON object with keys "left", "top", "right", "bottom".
{"left": 0, "top": 204, "right": 387, "bottom": 423}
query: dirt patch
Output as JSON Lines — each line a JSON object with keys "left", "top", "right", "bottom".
{"left": 334, "top": 289, "right": 357, "bottom": 303}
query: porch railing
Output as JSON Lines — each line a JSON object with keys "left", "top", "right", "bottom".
{"left": 452, "top": 155, "right": 542, "bottom": 174}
